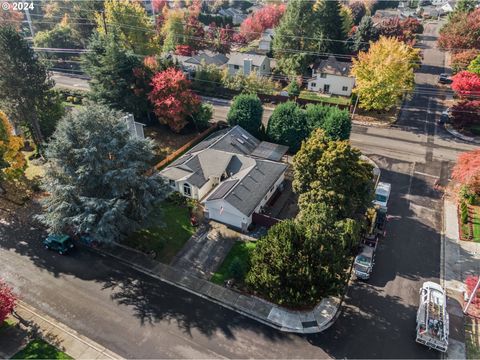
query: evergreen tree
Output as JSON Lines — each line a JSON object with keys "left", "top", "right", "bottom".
{"left": 227, "top": 94, "right": 263, "bottom": 137}
{"left": 293, "top": 129, "right": 374, "bottom": 218}
{"left": 82, "top": 32, "right": 149, "bottom": 120}
{"left": 455, "top": 0, "right": 477, "bottom": 14}
{"left": 0, "top": 25, "right": 52, "bottom": 145}
{"left": 266, "top": 101, "right": 308, "bottom": 152}
{"left": 37, "top": 104, "right": 166, "bottom": 244}
{"left": 352, "top": 16, "right": 377, "bottom": 53}
{"left": 306, "top": 104, "right": 352, "bottom": 141}
{"left": 287, "top": 79, "right": 301, "bottom": 97}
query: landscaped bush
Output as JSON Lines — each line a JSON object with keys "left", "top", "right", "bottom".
{"left": 461, "top": 201, "right": 469, "bottom": 224}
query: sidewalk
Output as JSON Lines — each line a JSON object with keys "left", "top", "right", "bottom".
{"left": 0, "top": 300, "right": 123, "bottom": 359}
{"left": 85, "top": 242, "right": 342, "bottom": 334}
{"left": 443, "top": 199, "right": 480, "bottom": 359}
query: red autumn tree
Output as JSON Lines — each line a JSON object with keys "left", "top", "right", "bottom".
{"left": 451, "top": 100, "right": 480, "bottom": 130}
{"left": 451, "top": 71, "right": 480, "bottom": 98}
{"left": 377, "top": 17, "right": 423, "bottom": 45}
{"left": 205, "top": 23, "right": 233, "bottom": 54}
{"left": 0, "top": 279, "right": 16, "bottom": 324}
{"left": 452, "top": 149, "right": 480, "bottom": 193}
{"left": 452, "top": 50, "right": 480, "bottom": 74}
{"left": 438, "top": 8, "right": 480, "bottom": 51}
{"left": 152, "top": 0, "right": 167, "bottom": 13}
{"left": 175, "top": 44, "right": 194, "bottom": 56}
{"left": 239, "top": 4, "right": 286, "bottom": 42}
{"left": 183, "top": 14, "right": 205, "bottom": 51}
{"left": 148, "top": 68, "right": 201, "bottom": 133}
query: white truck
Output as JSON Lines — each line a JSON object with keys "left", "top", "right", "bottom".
{"left": 373, "top": 182, "right": 391, "bottom": 210}
{"left": 416, "top": 282, "right": 449, "bottom": 352}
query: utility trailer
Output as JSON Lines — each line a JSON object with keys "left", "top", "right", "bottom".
{"left": 416, "top": 282, "right": 449, "bottom": 352}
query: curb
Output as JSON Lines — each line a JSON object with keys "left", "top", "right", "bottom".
{"left": 82, "top": 244, "right": 342, "bottom": 334}
{"left": 16, "top": 300, "right": 123, "bottom": 360}
{"left": 444, "top": 124, "right": 480, "bottom": 144}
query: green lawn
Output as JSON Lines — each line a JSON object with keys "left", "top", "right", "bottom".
{"left": 12, "top": 339, "right": 72, "bottom": 360}
{"left": 473, "top": 207, "right": 480, "bottom": 243}
{"left": 0, "top": 318, "right": 15, "bottom": 330}
{"left": 299, "top": 91, "right": 351, "bottom": 105}
{"left": 123, "top": 201, "right": 196, "bottom": 263}
{"left": 211, "top": 241, "right": 257, "bottom": 285}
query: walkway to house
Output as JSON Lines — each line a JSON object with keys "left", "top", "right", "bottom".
{"left": 170, "top": 222, "right": 244, "bottom": 279}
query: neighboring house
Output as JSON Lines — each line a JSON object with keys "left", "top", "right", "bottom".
{"left": 440, "top": 1, "right": 454, "bottom": 13}
{"left": 307, "top": 56, "right": 355, "bottom": 97}
{"left": 227, "top": 52, "right": 271, "bottom": 76}
{"left": 218, "top": 7, "right": 247, "bottom": 25}
{"left": 159, "top": 126, "right": 288, "bottom": 231}
{"left": 170, "top": 50, "right": 228, "bottom": 73}
{"left": 123, "top": 114, "right": 145, "bottom": 139}
{"left": 258, "top": 29, "right": 274, "bottom": 52}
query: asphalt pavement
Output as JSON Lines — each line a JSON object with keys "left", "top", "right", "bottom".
{"left": 1, "top": 21, "right": 477, "bottom": 358}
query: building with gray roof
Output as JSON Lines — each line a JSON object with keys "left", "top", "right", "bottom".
{"left": 159, "top": 126, "right": 288, "bottom": 231}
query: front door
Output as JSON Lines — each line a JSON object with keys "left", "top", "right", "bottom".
{"left": 323, "top": 84, "right": 330, "bottom": 93}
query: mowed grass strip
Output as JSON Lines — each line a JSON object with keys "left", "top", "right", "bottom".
{"left": 211, "top": 241, "right": 257, "bottom": 285}
{"left": 12, "top": 339, "right": 72, "bottom": 360}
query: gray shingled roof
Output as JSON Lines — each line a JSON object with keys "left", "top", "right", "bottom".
{"left": 227, "top": 52, "right": 268, "bottom": 67}
{"left": 222, "top": 159, "right": 288, "bottom": 216}
{"left": 314, "top": 56, "right": 352, "bottom": 77}
{"left": 210, "top": 126, "right": 261, "bottom": 155}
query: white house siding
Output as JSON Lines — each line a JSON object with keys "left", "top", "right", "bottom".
{"left": 204, "top": 199, "right": 249, "bottom": 230}
{"left": 177, "top": 180, "right": 199, "bottom": 199}
{"left": 307, "top": 74, "right": 355, "bottom": 96}
{"left": 253, "top": 172, "right": 285, "bottom": 214}
{"left": 198, "top": 178, "right": 217, "bottom": 200}
{"left": 227, "top": 58, "right": 270, "bottom": 76}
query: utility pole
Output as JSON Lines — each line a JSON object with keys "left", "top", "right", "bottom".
{"left": 101, "top": 11, "right": 108, "bottom": 34}
{"left": 25, "top": 7, "right": 35, "bottom": 38}
{"left": 351, "top": 95, "right": 359, "bottom": 121}
{"left": 464, "top": 276, "right": 480, "bottom": 314}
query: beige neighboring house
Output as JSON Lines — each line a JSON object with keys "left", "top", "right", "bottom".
{"left": 218, "top": 7, "right": 247, "bottom": 25}
{"left": 159, "top": 126, "right": 288, "bottom": 231}
{"left": 227, "top": 52, "right": 271, "bottom": 76}
{"left": 307, "top": 56, "right": 355, "bottom": 97}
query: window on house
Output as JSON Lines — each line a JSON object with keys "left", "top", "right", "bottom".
{"left": 262, "top": 64, "right": 265, "bottom": 70}
{"left": 169, "top": 180, "right": 175, "bottom": 188}
{"left": 234, "top": 64, "right": 240, "bottom": 70}
{"left": 320, "top": 73, "right": 327, "bottom": 78}
{"left": 311, "top": 82, "right": 316, "bottom": 87}
{"left": 342, "top": 86, "right": 348, "bottom": 91}
{"left": 183, "top": 183, "right": 191, "bottom": 196}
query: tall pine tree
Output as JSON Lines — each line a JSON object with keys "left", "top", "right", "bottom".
{"left": 352, "top": 16, "right": 377, "bottom": 53}
{"left": 38, "top": 104, "right": 166, "bottom": 244}
{"left": 0, "top": 25, "right": 52, "bottom": 145}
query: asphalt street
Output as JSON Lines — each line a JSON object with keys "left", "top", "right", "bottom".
{"left": 1, "top": 21, "right": 477, "bottom": 358}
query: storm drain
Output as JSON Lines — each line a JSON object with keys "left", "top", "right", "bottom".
{"left": 301, "top": 320, "right": 318, "bottom": 328}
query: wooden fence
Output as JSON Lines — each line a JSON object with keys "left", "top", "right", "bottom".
{"left": 153, "top": 122, "right": 226, "bottom": 172}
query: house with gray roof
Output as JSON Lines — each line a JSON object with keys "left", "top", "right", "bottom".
{"left": 170, "top": 50, "right": 229, "bottom": 73}
{"left": 159, "top": 126, "right": 288, "bottom": 231}
{"left": 227, "top": 52, "right": 271, "bottom": 76}
{"left": 307, "top": 56, "right": 355, "bottom": 96}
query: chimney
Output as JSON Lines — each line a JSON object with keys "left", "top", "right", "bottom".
{"left": 243, "top": 58, "right": 252, "bottom": 76}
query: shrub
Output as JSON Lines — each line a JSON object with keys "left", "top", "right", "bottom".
{"left": 229, "top": 256, "right": 246, "bottom": 281}
{"left": 461, "top": 201, "right": 469, "bottom": 224}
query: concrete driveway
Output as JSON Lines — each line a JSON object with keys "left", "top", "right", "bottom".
{"left": 170, "top": 223, "right": 237, "bottom": 279}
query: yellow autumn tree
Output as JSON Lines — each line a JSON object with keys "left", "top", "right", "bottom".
{"left": 351, "top": 36, "right": 421, "bottom": 111}
{"left": 95, "top": 0, "right": 159, "bottom": 55}
{"left": 0, "top": 111, "right": 26, "bottom": 181}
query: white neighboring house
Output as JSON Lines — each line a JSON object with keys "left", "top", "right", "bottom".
{"left": 227, "top": 52, "right": 271, "bottom": 76}
{"left": 159, "top": 126, "right": 289, "bottom": 231}
{"left": 258, "top": 28, "right": 274, "bottom": 52}
{"left": 123, "top": 114, "right": 146, "bottom": 140}
{"left": 307, "top": 56, "right": 355, "bottom": 97}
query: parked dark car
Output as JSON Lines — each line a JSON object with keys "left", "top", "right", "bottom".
{"left": 438, "top": 73, "right": 452, "bottom": 84}
{"left": 43, "top": 234, "right": 74, "bottom": 255}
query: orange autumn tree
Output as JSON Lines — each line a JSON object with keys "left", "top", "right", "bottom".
{"left": 451, "top": 149, "right": 480, "bottom": 194}
{"left": 0, "top": 111, "right": 26, "bottom": 183}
